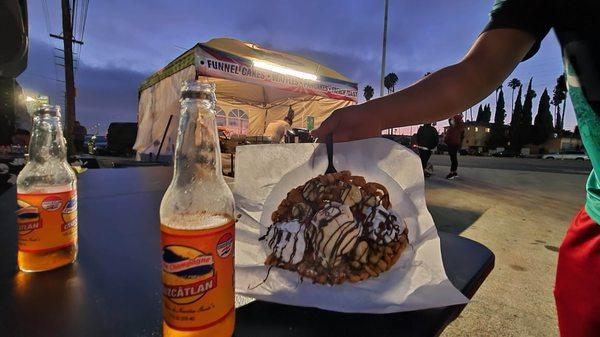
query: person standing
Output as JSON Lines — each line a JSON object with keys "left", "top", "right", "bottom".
{"left": 416, "top": 123, "right": 439, "bottom": 177}
{"left": 443, "top": 114, "right": 464, "bottom": 180}
{"left": 263, "top": 107, "right": 294, "bottom": 143}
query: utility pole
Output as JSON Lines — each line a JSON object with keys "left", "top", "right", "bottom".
{"left": 51, "top": 0, "right": 82, "bottom": 154}
{"left": 61, "top": 0, "right": 76, "bottom": 153}
{"left": 379, "top": 0, "right": 389, "bottom": 98}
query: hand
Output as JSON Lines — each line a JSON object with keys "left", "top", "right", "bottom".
{"left": 311, "top": 104, "right": 384, "bottom": 142}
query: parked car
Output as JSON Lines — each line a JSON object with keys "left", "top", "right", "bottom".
{"left": 542, "top": 150, "right": 588, "bottom": 160}
{"left": 492, "top": 150, "right": 522, "bottom": 158}
{"left": 459, "top": 148, "right": 484, "bottom": 156}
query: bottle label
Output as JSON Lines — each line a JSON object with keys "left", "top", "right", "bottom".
{"left": 161, "top": 221, "right": 235, "bottom": 331}
{"left": 16, "top": 190, "right": 78, "bottom": 253}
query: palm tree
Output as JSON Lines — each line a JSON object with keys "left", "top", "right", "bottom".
{"left": 384, "top": 72, "right": 398, "bottom": 94}
{"left": 507, "top": 78, "right": 521, "bottom": 113}
{"left": 552, "top": 75, "right": 567, "bottom": 133}
{"left": 363, "top": 85, "right": 374, "bottom": 101}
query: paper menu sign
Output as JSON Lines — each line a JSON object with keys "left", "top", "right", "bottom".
{"left": 233, "top": 138, "right": 468, "bottom": 313}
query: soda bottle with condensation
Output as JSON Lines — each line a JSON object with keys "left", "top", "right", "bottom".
{"left": 16, "top": 105, "right": 78, "bottom": 272}
{"left": 160, "top": 80, "right": 235, "bottom": 337}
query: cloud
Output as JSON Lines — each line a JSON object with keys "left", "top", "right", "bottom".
{"left": 18, "top": 39, "right": 147, "bottom": 132}
{"left": 19, "top": 0, "right": 574, "bottom": 131}
{"left": 292, "top": 47, "right": 422, "bottom": 100}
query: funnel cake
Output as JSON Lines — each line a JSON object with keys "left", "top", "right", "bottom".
{"left": 260, "top": 171, "right": 409, "bottom": 285}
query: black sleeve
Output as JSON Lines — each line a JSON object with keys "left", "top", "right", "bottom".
{"left": 416, "top": 127, "right": 424, "bottom": 144}
{"left": 483, "top": 0, "right": 553, "bottom": 61}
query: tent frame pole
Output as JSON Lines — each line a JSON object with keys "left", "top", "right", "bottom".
{"left": 262, "top": 86, "right": 269, "bottom": 133}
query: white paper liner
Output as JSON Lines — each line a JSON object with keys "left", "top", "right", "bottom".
{"left": 233, "top": 138, "right": 468, "bottom": 313}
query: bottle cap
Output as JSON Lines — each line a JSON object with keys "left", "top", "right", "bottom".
{"left": 180, "top": 80, "right": 215, "bottom": 100}
{"left": 34, "top": 105, "right": 61, "bottom": 117}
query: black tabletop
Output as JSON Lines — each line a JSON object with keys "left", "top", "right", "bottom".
{"left": 0, "top": 167, "right": 494, "bottom": 337}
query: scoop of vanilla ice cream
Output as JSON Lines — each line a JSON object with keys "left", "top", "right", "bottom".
{"left": 362, "top": 205, "right": 406, "bottom": 244}
{"left": 264, "top": 220, "right": 306, "bottom": 265}
{"left": 311, "top": 202, "right": 360, "bottom": 267}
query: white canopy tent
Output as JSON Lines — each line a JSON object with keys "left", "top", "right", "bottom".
{"left": 133, "top": 38, "right": 358, "bottom": 159}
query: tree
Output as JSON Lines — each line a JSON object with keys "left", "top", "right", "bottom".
{"left": 494, "top": 89, "right": 506, "bottom": 125}
{"left": 508, "top": 78, "right": 522, "bottom": 113}
{"left": 510, "top": 86, "right": 523, "bottom": 150}
{"left": 495, "top": 84, "right": 503, "bottom": 105}
{"left": 483, "top": 104, "right": 492, "bottom": 123}
{"left": 363, "top": 85, "right": 374, "bottom": 101}
{"left": 552, "top": 74, "right": 567, "bottom": 133}
{"left": 487, "top": 88, "right": 508, "bottom": 149}
{"left": 556, "top": 74, "right": 568, "bottom": 130}
{"left": 520, "top": 78, "right": 536, "bottom": 144}
{"left": 522, "top": 78, "right": 536, "bottom": 126}
{"left": 555, "top": 107, "right": 563, "bottom": 132}
{"left": 384, "top": 72, "right": 398, "bottom": 94}
{"left": 532, "top": 88, "right": 554, "bottom": 145}
{"left": 476, "top": 104, "right": 484, "bottom": 122}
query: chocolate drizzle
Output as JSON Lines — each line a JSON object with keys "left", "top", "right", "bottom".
{"left": 362, "top": 206, "right": 403, "bottom": 245}
{"left": 309, "top": 203, "right": 359, "bottom": 268}
{"left": 259, "top": 220, "right": 306, "bottom": 266}
{"left": 260, "top": 171, "right": 409, "bottom": 285}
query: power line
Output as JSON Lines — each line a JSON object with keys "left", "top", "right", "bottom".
{"left": 39, "top": 0, "right": 63, "bottom": 100}
{"left": 40, "top": 0, "right": 52, "bottom": 34}
{"left": 72, "top": 0, "right": 78, "bottom": 38}
{"left": 73, "top": 0, "right": 90, "bottom": 74}
{"left": 20, "top": 72, "right": 66, "bottom": 83}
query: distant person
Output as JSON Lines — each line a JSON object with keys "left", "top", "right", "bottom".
{"left": 313, "top": 1, "right": 599, "bottom": 335}
{"left": 264, "top": 107, "right": 294, "bottom": 143}
{"left": 416, "top": 122, "right": 439, "bottom": 177}
{"left": 443, "top": 115, "right": 464, "bottom": 180}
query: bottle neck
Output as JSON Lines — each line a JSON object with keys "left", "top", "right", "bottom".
{"left": 28, "top": 114, "right": 67, "bottom": 163}
{"left": 173, "top": 98, "right": 222, "bottom": 186}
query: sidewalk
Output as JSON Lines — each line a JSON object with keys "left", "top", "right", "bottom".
{"left": 430, "top": 166, "right": 587, "bottom": 337}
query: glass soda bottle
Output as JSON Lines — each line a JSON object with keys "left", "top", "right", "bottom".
{"left": 160, "top": 81, "right": 235, "bottom": 337}
{"left": 16, "top": 105, "right": 78, "bottom": 272}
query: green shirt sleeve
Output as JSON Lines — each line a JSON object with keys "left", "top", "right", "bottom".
{"left": 483, "top": 0, "right": 553, "bottom": 61}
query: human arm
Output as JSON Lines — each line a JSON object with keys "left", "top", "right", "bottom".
{"left": 312, "top": 29, "right": 537, "bottom": 142}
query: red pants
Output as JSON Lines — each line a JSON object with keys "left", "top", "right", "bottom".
{"left": 555, "top": 208, "right": 600, "bottom": 337}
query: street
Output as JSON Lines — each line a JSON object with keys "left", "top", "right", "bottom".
{"left": 429, "top": 154, "right": 591, "bottom": 175}
{"left": 428, "top": 157, "right": 589, "bottom": 337}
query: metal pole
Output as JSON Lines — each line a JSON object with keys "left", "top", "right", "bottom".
{"left": 379, "top": 0, "right": 389, "bottom": 98}
{"left": 60, "top": 0, "right": 76, "bottom": 154}
{"left": 156, "top": 115, "right": 173, "bottom": 162}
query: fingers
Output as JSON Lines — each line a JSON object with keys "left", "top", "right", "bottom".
{"left": 311, "top": 111, "right": 340, "bottom": 141}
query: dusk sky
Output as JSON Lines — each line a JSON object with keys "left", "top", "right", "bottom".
{"left": 17, "top": 0, "right": 574, "bottom": 134}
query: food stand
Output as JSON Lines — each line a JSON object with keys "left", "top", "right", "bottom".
{"left": 132, "top": 38, "right": 358, "bottom": 161}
